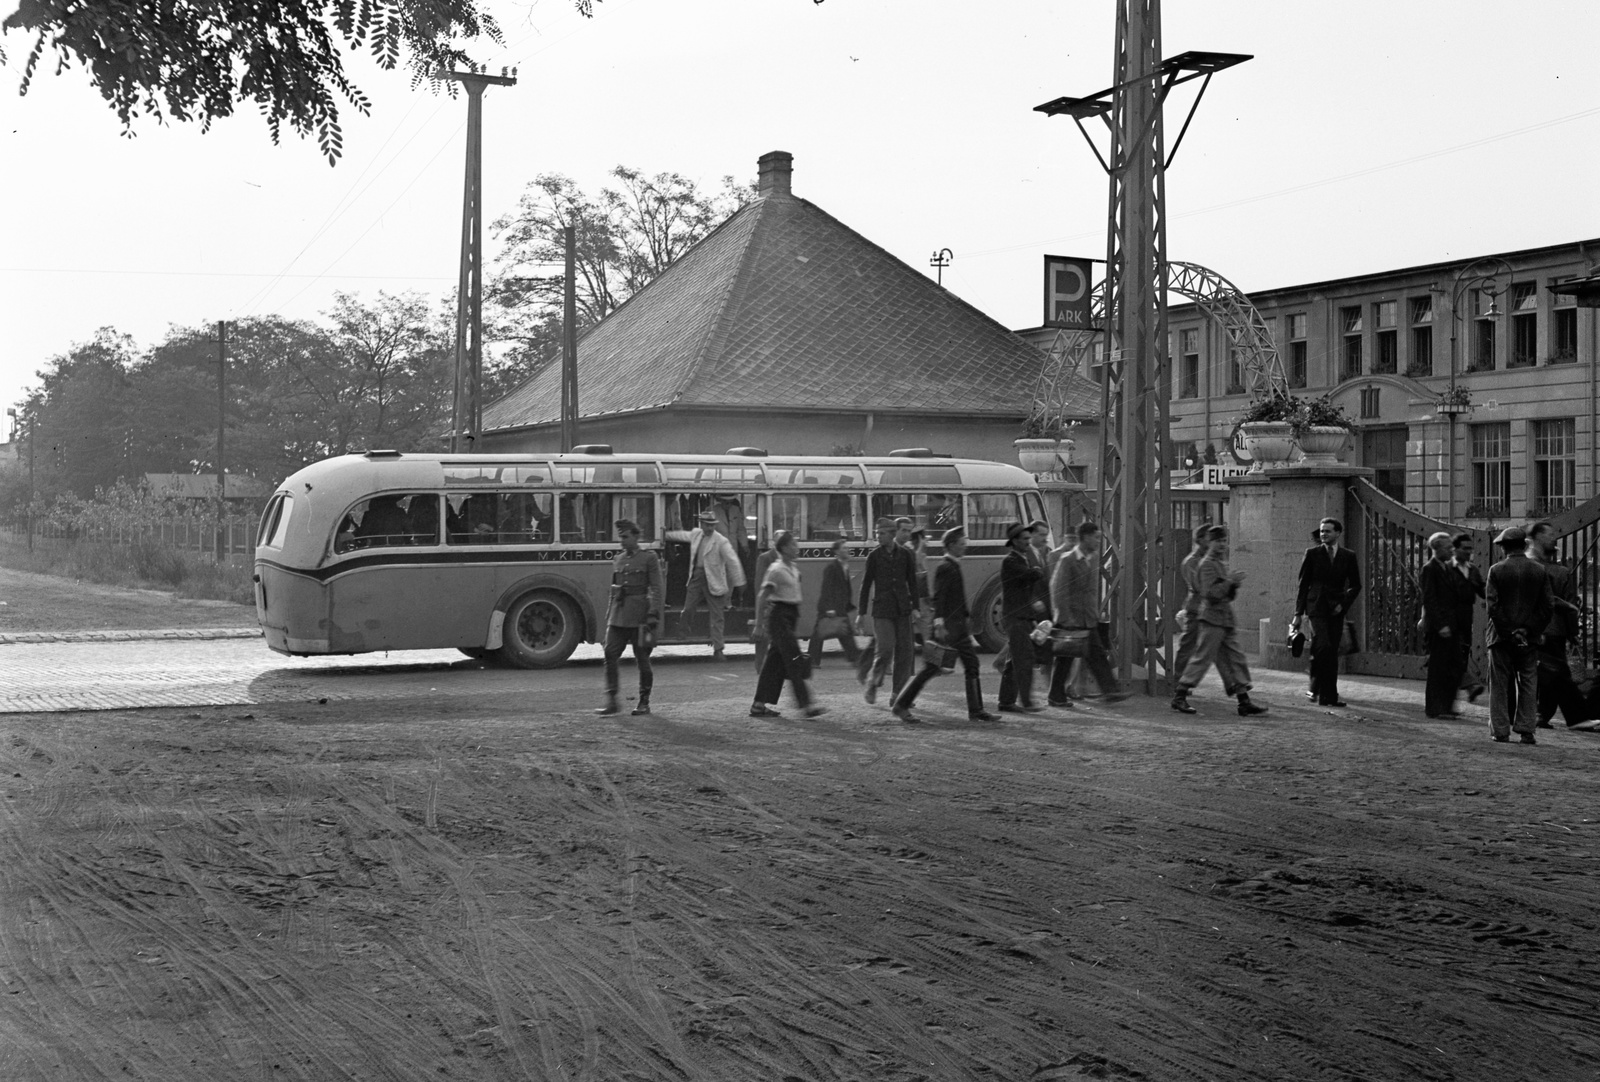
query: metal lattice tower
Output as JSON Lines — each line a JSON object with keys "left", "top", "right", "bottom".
{"left": 1167, "top": 261, "right": 1289, "bottom": 398}
{"left": 1036, "top": 6, "right": 1249, "bottom": 692}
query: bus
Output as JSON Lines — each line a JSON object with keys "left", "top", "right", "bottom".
{"left": 253, "top": 446, "right": 1048, "bottom": 667}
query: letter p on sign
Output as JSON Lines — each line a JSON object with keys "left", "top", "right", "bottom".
{"left": 1043, "top": 255, "right": 1093, "bottom": 329}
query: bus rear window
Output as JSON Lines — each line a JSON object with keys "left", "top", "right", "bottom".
{"left": 966, "top": 493, "right": 1023, "bottom": 540}
{"left": 446, "top": 492, "right": 555, "bottom": 545}
{"left": 257, "top": 494, "right": 292, "bottom": 548}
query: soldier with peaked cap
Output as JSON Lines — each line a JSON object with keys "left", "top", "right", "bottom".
{"left": 597, "top": 519, "right": 663, "bottom": 717}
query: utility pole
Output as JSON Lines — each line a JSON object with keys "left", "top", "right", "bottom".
{"left": 441, "top": 65, "right": 517, "bottom": 453}
{"left": 216, "top": 320, "right": 227, "bottom": 560}
{"left": 1036, "top": 4, "right": 1248, "bottom": 691}
{"left": 929, "top": 248, "right": 953, "bottom": 287}
{"left": 561, "top": 225, "right": 579, "bottom": 451}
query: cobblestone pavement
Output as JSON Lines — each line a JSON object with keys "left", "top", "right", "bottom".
{"left": 0, "top": 626, "right": 1490, "bottom": 722}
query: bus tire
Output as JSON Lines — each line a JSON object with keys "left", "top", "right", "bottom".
{"left": 973, "top": 578, "right": 1006, "bottom": 653}
{"left": 498, "top": 590, "right": 583, "bottom": 669}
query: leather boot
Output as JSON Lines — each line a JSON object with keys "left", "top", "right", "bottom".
{"left": 595, "top": 693, "right": 620, "bottom": 716}
{"left": 630, "top": 692, "right": 651, "bottom": 716}
{"left": 966, "top": 674, "right": 999, "bottom": 721}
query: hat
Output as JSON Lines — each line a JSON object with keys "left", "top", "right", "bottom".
{"left": 1004, "top": 521, "right": 1030, "bottom": 542}
{"left": 1495, "top": 525, "right": 1526, "bottom": 545}
{"left": 696, "top": 510, "right": 719, "bottom": 523}
{"left": 614, "top": 519, "right": 639, "bottom": 535}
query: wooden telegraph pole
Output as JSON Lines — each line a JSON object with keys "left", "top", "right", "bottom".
{"left": 216, "top": 319, "right": 227, "bottom": 560}
{"left": 561, "top": 225, "right": 579, "bottom": 450}
{"left": 441, "top": 65, "right": 517, "bottom": 453}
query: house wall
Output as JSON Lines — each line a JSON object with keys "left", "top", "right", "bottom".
{"left": 1169, "top": 240, "right": 1600, "bottom": 528}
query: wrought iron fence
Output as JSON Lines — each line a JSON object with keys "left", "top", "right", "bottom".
{"left": 0, "top": 516, "right": 256, "bottom": 559}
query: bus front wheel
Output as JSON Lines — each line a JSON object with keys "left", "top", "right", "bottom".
{"left": 499, "top": 590, "right": 583, "bottom": 668}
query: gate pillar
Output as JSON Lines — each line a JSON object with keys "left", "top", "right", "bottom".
{"left": 1223, "top": 465, "right": 1374, "bottom": 660}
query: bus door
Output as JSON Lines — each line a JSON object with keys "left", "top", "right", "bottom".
{"left": 660, "top": 490, "right": 763, "bottom": 643}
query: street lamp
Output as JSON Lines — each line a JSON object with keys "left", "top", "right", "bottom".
{"left": 1440, "top": 256, "right": 1514, "bottom": 520}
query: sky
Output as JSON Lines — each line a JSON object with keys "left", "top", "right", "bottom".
{"left": 3, "top": 0, "right": 1598, "bottom": 423}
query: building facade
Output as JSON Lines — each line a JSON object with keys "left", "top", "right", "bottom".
{"left": 1169, "top": 238, "right": 1600, "bottom": 525}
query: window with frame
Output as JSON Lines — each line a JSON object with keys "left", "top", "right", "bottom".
{"left": 335, "top": 493, "right": 441, "bottom": 553}
{"left": 1288, "top": 313, "right": 1308, "bottom": 388}
{"left": 1180, "top": 327, "right": 1200, "bottom": 398}
{"left": 967, "top": 493, "right": 1025, "bottom": 541}
{"left": 1469, "top": 289, "right": 1496, "bottom": 371}
{"left": 1359, "top": 387, "right": 1380, "bottom": 419}
{"left": 1227, "top": 348, "right": 1245, "bottom": 395}
{"left": 770, "top": 491, "right": 867, "bottom": 541}
{"left": 552, "top": 492, "right": 652, "bottom": 544}
{"left": 1372, "top": 301, "right": 1398, "bottom": 374}
{"left": 1509, "top": 282, "right": 1537, "bottom": 368}
{"left": 1340, "top": 306, "right": 1363, "bottom": 380}
{"left": 1531, "top": 418, "right": 1576, "bottom": 514}
{"left": 869, "top": 492, "right": 965, "bottom": 535}
{"left": 1469, "top": 423, "right": 1511, "bottom": 517}
{"left": 1408, "top": 296, "right": 1433, "bottom": 376}
{"left": 443, "top": 491, "right": 556, "bottom": 545}
{"left": 1553, "top": 305, "right": 1578, "bottom": 364}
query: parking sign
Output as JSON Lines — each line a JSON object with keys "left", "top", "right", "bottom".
{"left": 1043, "top": 255, "right": 1093, "bottom": 329}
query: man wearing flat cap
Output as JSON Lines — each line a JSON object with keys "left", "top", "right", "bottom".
{"left": 860, "top": 516, "right": 920, "bottom": 701}
{"left": 1486, "top": 525, "right": 1554, "bottom": 744}
{"left": 668, "top": 508, "right": 746, "bottom": 661}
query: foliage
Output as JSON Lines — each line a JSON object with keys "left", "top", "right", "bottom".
{"left": 1295, "top": 393, "right": 1354, "bottom": 433}
{"left": 1438, "top": 384, "right": 1473, "bottom": 408}
{"left": 1236, "top": 392, "right": 1299, "bottom": 425}
{"left": 2, "top": 1, "right": 598, "bottom": 164}
{"left": 487, "top": 166, "right": 755, "bottom": 390}
{"left": 1237, "top": 391, "right": 1353, "bottom": 435}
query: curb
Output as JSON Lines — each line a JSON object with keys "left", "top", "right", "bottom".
{"left": 0, "top": 627, "right": 264, "bottom": 645}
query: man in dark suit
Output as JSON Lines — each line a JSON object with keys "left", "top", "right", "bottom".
{"left": 1486, "top": 526, "right": 1554, "bottom": 744}
{"left": 890, "top": 527, "right": 1001, "bottom": 724}
{"left": 859, "top": 517, "right": 920, "bottom": 702}
{"left": 1420, "top": 531, "right": 1465, "bottom": 718}
{"left": 1450, "top": 533, "right": 1487, "bottom": 703}
{"left": 1294, "top": 517, "right": 1362, "bottom": 707}
{"left": 996, "top": 522, "right": 1046, "bottom": 714}
{"left": 1529, "top": 521, "right": 1586, "bottom": 727}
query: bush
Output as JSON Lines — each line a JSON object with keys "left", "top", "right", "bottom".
{"left": 176, "top": 557, "right": 255, "bottom": 605}
{"left": 129, "top": 538, "right": 190, "bottom": 586}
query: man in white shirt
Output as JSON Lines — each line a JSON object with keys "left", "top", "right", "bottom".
{"left": 668, "top": 510, "right": 747, "bottom": 661}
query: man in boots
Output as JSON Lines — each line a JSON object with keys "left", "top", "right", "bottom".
{"left": 891, "top": 527, "right": 1001, "bottom": 724}
{"left": 597, "top": 520, "right": 662, "bottom": 716}
{"left": 1171, "top": 526, "right": 1268, "bottom": 716}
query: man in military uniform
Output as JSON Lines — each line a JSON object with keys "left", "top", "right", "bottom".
{"left": 598, "top": 520, "right": 663, "bottom": 716}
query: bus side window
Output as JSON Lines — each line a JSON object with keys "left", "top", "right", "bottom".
{"left": 446, "top": 493, "right": 500, "bottom": 544}
{"left": 611, "top": 494, "right": 655, "bottom": 538}
{"left": 966, "top": 493, "right": 1022, "bottom": 540}
{"left": 558, "top": 492, "right": 621, "bottom": 543}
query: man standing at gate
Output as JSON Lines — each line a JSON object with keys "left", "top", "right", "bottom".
{"left": 670, "top": 510, "right": 746, "bottom": 661}
{"left": 1294, "top": 517, "right": 1362, "bottom": 708}
{"left": 1421, "top": 531, "right": 1465, "bottom": 718}
{"left": 1529, "top": 520, "right": 1586, "bottom": 727}
{"left": 1486, "top": 525, "right": 1553, "bottom": 744}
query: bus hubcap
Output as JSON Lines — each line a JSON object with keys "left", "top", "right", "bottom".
{"left": 517, "top": 601, "right": 563, "bottom": 649}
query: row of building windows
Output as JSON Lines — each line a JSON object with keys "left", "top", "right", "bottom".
{"left": 1468, "top": 418, "right": 1577, "bottom": 518}
{"left": 1174, "top": 289, "right": 1581, "bottom": 398}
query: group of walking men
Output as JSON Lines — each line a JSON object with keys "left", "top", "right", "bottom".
{"left": 1423, "top": 520, "right": 1589, "bottom": 742}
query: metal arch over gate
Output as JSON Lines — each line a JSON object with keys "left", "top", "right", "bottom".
{"left": 1026, "top": 282, "right": 1107, "bottom": 438}
{"left": 1166, "top": 261, "right": 1289, "bottom": 400}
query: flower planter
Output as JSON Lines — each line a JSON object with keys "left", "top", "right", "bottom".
{"left": 1238, "top": 421, "right": 1296, "bottom": 473}
{"left": 1015, "top": 437, "right": 1074, "bottom": 477}
{"left": 1296, "top": 425, "right": 1349, "bottom": 466}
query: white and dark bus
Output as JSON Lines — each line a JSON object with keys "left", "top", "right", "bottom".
{"left": 253, "top": 447, "right": 1048, "bottom": 667}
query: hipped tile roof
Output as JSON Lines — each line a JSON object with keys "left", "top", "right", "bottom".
{"left": 482, "top": 174, "right": 1099, "bottom": 432}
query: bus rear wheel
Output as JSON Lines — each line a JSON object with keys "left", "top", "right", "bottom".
{"left": 499, "top": 590, "right": 583, "bottom": 669}
{"left": 973, "top": 579, "right": 1006, "bottom": 653}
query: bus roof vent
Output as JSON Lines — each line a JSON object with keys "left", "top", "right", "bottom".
{"left": 726, "top": 447, "right": 768, "bottom": 457}
{"left": 887, "top": 448, "right": 935, "bottom": 458}
{"left": 363, "top": 449, "right": 403, "bottom": 458}
{"left": 570, "top": 444, "right": 614, "bottom": 455}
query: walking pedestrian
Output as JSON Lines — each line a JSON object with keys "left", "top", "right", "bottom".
{"left": 996, "top": 522, "right": 1047, "bottom": 714}
{"left": 750, "top": 531, "right": 826, "bottom": 719}
{"left": 596, "top": 520, "right": 662, "bottom": 717}
{"left": 1421, "top": 531, "right": 1465, "bottom": 718}
{"left": 1171, "top": 523, "right": 1211, "bottom": 695}
{"left": 1451, "top": 533, "right": 1487, "bottom": 703}
{"left": 1294, "top": 517, "right": 1361, "bottom": 708}
{"left": 890, "top": 527, "right": 1001, "bottom": 723}
{"left": 860, "top": 517, "right": 920, "bottom": 702}
{"left": 1171, "top": 526, "right": 1268, "bottom": 716}
{"left": 667, "top": 510, "right": 746, "bottom": 661}
{"left": 751, "top": 535, "right": 782, "bottom": 673}
{"left": 1485, "top": 526, "right": 1553, "bottom": 744}
{"left": 808, "top": 538, "right": 863, "bottom": 669}
{"left": 1047, "top": 522, "right": 1127, "bottom": 706}
{"left": 1528, "top": 521, "right": 1586, "bottom": 728}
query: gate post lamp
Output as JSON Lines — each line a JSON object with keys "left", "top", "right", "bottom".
{"left": 1443, "top": 256, "right": 1514, "bottom": 520}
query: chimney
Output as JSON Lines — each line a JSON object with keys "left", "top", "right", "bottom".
{"left": 757, "top": 150, "right": 793, "bottom": 198}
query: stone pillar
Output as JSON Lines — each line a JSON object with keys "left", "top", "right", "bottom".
{"left": 1224, "top": 464, "right": 1373, "bottom": 658}
{"left": 1037, "top": 480, "right": 1088, "bottom": 542}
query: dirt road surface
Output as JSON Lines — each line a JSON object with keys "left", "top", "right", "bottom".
{"left": 3, "top": 655, "right": 1599, "bottom": 1080}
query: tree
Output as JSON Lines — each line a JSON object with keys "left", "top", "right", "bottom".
{"left": 1, "top": 0, "right": 598, "bottom": 164}
{"left": 487, "top": 166, "right": 755, "bottom": 387}
{"left": 23, "top": 327, "right": 137, "bottom": 501}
